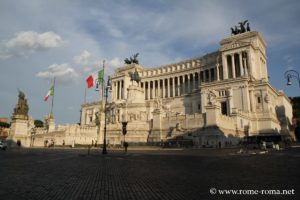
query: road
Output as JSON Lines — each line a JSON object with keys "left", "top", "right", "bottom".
{"left": 0, "top": 147, "right": 299, "bottom": 200}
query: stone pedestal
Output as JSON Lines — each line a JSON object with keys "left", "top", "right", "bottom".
{"left": 9, "top": 114, "right": 30, "bottom": 147}
{"left": 8, "top": 90, "right": 31, "bottom": 147}
{"left": 205, "top": 104, "right": 220, "bottom": 127}
{"left": 45, "top": 115, "right": 55, "bottom": 132}
{"left": 127, "top": 84, "right": 144, "bottom": 103}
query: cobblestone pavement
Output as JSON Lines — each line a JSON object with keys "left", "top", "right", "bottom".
{"left": 0, "top": 147, "right": 299, "bottom": 200}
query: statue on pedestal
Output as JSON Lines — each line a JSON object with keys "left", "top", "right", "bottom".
{"left": 13, "top": 90, "right": 29, "bottom": 116}
{"left": 207, "top": 90, "right": 217, "bottom": 105}
{"left": 128, "top": 69, "right": 141, "bottom": 85}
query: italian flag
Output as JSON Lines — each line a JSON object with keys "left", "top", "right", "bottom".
{"left": 86, "top": 69, "right": 104, "bottom": 89}
{"left": 44, "top": 85, "right": 54, "bottom": 101}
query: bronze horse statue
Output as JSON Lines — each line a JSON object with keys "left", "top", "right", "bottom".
{"left": 128, "top": 70, "right": 141, "bottom": 84}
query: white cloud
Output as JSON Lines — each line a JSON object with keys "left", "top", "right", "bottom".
{"left": 107, "top": 57, "right": 123, "bottom": 69}
{"left": 6, "top": 31, "right": 64, "bottom": 49}
{"left": 73, "top": 50, "right": 123, "bottom": 74}
{"left": 73, "top": 50, "right": 95, "bottom": 65}
{"left": 0, "top": 31, "right": 65, "bottom": 59}
{"left": 36, "top": 63, "right": 80, "bottom": 85}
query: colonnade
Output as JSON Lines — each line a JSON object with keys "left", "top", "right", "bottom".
{"left": 141, "top": 72, "right": 200, "bottom": 100}
{"left": 111, "top": 51, "right": 250, "bottom": 101}
{"left": 224, "top": 51, "right": 249, "bottom": 79}
{"left": 112, "top": 80, "right": 124, "bottom": 100}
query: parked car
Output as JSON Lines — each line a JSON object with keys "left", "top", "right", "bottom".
{"left": 0, "top": 141, "right": 7, "bottom": 150}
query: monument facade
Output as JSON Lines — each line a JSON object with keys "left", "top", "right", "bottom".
{"left": 79, "top": 30, "right": 292, "bottom": 147}
{"left": 8, "top": 26, "right": 293, "bottom": 148}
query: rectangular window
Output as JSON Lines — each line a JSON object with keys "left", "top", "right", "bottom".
{"left": 221, "top": 102, "right": 228, "bottom": 116}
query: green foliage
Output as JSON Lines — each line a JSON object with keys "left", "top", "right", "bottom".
{"left": 34, "top": 120, "right": 44, "bottom": 128}
{"left": 0, "top": 122, "right": 10, "bottom": 128}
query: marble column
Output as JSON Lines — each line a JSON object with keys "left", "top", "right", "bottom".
{"left": 187, "top": 74, "right": 190, "bottom": 93}
{"left": 231, "top": 55, "right": 236, "bottom": 78}
{"left": 182, "top": 75, "right": 186, "bottom": 94}
{"left": 167, "top": 78, "right": 170, "bottom": 98}
{"left": 162, "top": 79, "right": 165, "bottom": 98}
{"left": 216, "top": 64, "right": 220, "bottom": 81}
{"left": 158, "top": 80, "right": 161, "bottom": 98}
{"left": 223, "top": 55, "right": 228, "bottom": 79}
{"left": 239, "top": 53, "right": 244, "bottom": 76}
{"left": 243, "top": 57, "right": 248, "bottom": 76}
{"left": 118, "top": 81, "right": 121, "bottom": 100}
{"left": 147, "top": 81, "right": 150, "bottom": 100}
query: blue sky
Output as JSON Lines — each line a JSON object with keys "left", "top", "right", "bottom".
{"left": 0, "top": 0, "right": 299, "bottom": 124}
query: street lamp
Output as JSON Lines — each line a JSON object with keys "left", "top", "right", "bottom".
{"left": 102, "top": 76, "right": 112, "bottom": 154}
{"left": 284, "top": 70, "right": 300, "bottom": 88}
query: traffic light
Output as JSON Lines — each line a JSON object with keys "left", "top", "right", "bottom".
{"left": 122, "top": 122, "right": 128, "bottom": 135}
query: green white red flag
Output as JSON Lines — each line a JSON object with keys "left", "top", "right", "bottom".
{"left": 44, "top": 85, "right": 54, "bottom": 101}
{"left": 86, "top": 69, "right": 104, "bottom": 89}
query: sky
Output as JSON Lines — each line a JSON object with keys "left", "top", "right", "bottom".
{"left": 0, "top": 0, "right": 299, "bottom": 124}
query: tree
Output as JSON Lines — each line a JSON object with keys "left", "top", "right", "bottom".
{"left": 34, "top": 120, "right": 44, "bottom": 128}
{"left": 0, "top": 122, "right": 10, "bottom": 128}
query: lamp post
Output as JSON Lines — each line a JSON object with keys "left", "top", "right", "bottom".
{"left": 102, "top": 76, "right": 111, "bottom": 154}
{"left": 284, "top": 70, "right": 300, "bottom": 88}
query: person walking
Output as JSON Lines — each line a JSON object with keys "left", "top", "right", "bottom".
{"left": 124, "top": 142, "right": 129, "bottom": 153}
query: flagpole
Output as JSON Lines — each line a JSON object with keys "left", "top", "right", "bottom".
{"left": 50, "top": 77, "right": 56, "bottom": 117}
{"left": 102, "top": 60, "right": 105, "bottom": 110}
{"left": 84, "top": 87, "right": 87, "bottom": 104}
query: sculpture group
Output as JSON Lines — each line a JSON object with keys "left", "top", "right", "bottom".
{"left": 231, "top": 20, "right": 251, "bottom": 35}
{"left": 124, "top": 53, "right": 139, "bottom": 64}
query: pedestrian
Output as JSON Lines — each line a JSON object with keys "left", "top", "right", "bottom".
{"left": 261, "top": 141, "right": 267, "bottom": 151}
{"left": 17, "top": 140, "right": 21, "bottom": 147}
{"left": 124, "top": 142, "right": 128, "bottom": 152}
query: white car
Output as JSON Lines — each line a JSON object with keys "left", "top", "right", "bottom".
{"left": 0, "top": 141, "right": 7, "bottom": 150}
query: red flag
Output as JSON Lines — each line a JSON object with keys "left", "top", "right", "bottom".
{"left": 86, "top": 75, "right": 94, "bottom": 88}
